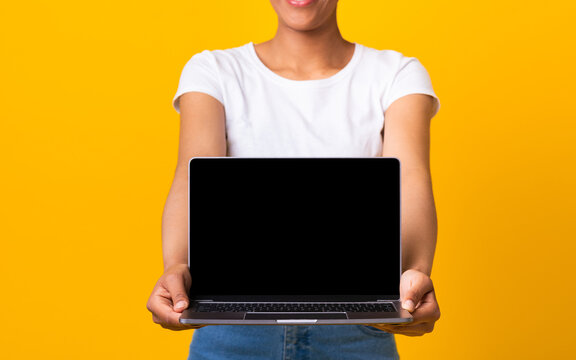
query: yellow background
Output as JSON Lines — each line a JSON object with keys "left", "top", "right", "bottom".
{"left": 1, "top": 0, "right": 575, "bottom": 359}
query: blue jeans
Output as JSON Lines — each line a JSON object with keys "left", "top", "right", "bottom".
{"left": 188, "top": 325, "right": 399, "bottom": 360}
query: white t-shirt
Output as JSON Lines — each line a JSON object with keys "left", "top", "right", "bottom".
{"left": 173, "top": 42, "right": 440, "bottom": 157}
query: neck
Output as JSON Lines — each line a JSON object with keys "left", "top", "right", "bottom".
{"left": 258, "top": 12, "right": 353, "bottom": 75}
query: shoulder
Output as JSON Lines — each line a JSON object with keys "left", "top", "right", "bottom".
{"left": 183, "top": 43, "right": 253, "bottom": 71}
{"left": 357, "top": 44, "right": 426, "bottom": 74}
{"left": 356, "top": 44, "right": 439, "bottom": 115}
{"left": 357, "top": 44, "right": 405, "bottom": 67}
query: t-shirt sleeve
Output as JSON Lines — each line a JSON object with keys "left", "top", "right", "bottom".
{"left": 172, "top": 50, "right": 224, "bottom": 114}
{"left": 382, "top": 56, "right": 441, "bottom": 117}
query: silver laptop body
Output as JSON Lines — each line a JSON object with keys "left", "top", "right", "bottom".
{"left": 180, "top": 157, "right": 412, "bottom": 325}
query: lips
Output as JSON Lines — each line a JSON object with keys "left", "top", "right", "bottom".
{"left": 287, "top": 0, "right": 316, "bottom": 7}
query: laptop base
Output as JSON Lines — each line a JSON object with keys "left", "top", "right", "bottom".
{"left": 179, "top": 300, "right": 412, "bottom": 326}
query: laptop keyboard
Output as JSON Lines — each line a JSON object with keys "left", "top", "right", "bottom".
{"left": 196, "top": 302, "right": 396, "bottom": 313}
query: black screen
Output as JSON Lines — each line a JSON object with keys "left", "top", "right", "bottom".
{"left": 188, "top": 158, "right": 400, "bottom": 301}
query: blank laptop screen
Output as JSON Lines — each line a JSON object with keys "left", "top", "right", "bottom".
{"left": 188, "top": 158, "right": 401, "bottom": 300}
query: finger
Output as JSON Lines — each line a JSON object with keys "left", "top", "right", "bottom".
{"left": 162, "top": 323, "right": 205, "bottom": 331}
{"left": 149, "top": 295, "right": 183, "bottom": 327}
{"left": 410, "top": 290, "right": 441, "bottom": 322}
{"left": 400, "top": 270, "right": 433, "bottom": 310}
{"left": 392, "top": 292, "right": 440, "bottom": 327}
{"left": 163, "top": 273, "right": 191, "bottom": 312}
{"left": 153, "top": 310, "right": 201, "bottom": 331}
{"left": 152, "top": 313, "right": 182, "bottom": 331}
{"left": 373, "top": 322, "right": 435, "bottom": 336}
{"left": 147, "top": 283, "right": 188, "bottom": 326}
{"left": 400, "top": 270, "right": 434, "bottom": 312}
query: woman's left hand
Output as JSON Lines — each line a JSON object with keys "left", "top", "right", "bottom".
{"left": 369, "top": 269, "right": 441, "bottom": 336}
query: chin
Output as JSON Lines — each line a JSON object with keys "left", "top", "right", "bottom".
{"left": 272, "top": 0, "right": 337, "bottom": 32}
{"left": 284, "top": 21, "right": 323, "bottom": 32}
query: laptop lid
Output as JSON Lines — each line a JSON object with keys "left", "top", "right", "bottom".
{"left": 188, "top": 157, "right": 401, "bottom": 302}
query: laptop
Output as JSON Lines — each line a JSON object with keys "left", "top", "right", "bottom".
{"left": 179, "top": 157, "right": 412, "bottom": 325}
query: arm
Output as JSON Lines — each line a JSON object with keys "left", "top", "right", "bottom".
{"left": 162, "top": 92, "right": 227, "bottom": 270}
{"left": 147, "top": 91, "right": 226, "bottom": 330}
{"left": 375, "top": 93, "right": 441, "bottom": 336}
{"left": 381, "top": 93, "right": 438, "bottom": 276}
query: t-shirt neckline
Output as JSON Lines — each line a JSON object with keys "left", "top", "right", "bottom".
{"left": 247, "top": 41, "right": 362, "bottom": 87}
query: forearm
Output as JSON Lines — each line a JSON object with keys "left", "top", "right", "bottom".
{"left": 161, "top": 165, "right": 189, "bottom": 271}
{"left": 401, "top": 168, "right": 438, "bottom": 276}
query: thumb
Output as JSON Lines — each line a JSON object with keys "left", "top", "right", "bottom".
{"left": 164, "top": 273, "right": 190, "bottom": 312}
{"left": 400, "top": 270, "right": 433, "bottom": 312}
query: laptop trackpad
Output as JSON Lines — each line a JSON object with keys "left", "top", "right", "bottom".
{"left": 244, "top": 313, "right": 348, "bottom": 320}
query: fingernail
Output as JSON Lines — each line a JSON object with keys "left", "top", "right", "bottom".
{"left": 403, "top": 300, "right": 415, "bottom": 311}
{"left": 175, "top": 301, "right": 187, "bottom": 310}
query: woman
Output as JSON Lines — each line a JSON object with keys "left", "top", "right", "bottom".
{"left": 147, "top": 0, "right": 441, "bottom": 358}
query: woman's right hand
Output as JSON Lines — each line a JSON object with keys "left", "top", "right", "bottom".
{"left": 146, "top": 263, "right": 204, "bottom": 330}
